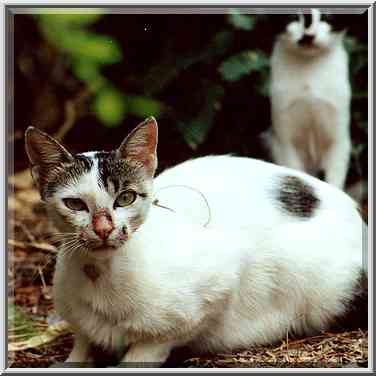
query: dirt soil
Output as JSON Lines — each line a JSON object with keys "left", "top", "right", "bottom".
{"left": 8, "top": 168, "right": 368, "bottom": 369}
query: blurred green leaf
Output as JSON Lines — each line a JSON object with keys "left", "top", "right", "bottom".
{"left": 54, "top": 30, "right": 122, "bottom": 64}
{"left": 177, "top": 85, "right": 224, "bottom": 150}
{"left": 38, "top": 13, "right": 103, "bottom": 27}
{"left": 219, "top": 50, "right": 269, "bottom": 82}
{"left": 227, "top": 10, "right": 256, "bottom": 31}
{"left": 94, "top": 87, "right": 126, "bottom": 127}
{"left": 211, "top": 31, "right": 235, "bottom": 54}
{"left": 72, "top": 59, "right": 101, "bottom": 83}
{"left": 126, "top": 96, "right": 164, "bottom": 118}
{"left": 256, "top": 70, "right": 270, "bottom": 97}
{"left": 344, "top": 36, "right": 367, "bottom": 54}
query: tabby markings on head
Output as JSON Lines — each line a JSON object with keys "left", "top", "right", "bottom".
{"left": 43, "top": 154, "right": 93, "bottom": 199}
{"left": 274, "top": 175, "right": 320, "bottom": 218}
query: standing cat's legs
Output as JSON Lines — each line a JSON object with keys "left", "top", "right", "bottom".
{"left": 119, "top": 342, "right": 173, "bottom": 367}
{"left": 271, "top": 136, "right": 305, "bottom": 172}
{"left": 323, "top": 139, "right": 351, "bottom": 190}
{"left": 65, "top": 333, "right": 92, "bottom": 364}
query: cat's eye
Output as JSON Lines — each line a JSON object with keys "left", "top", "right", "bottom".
{"left": 114, "top": 190, "right": 137, "bottom": 208}
{"left": 63, "top": 198, "right": 88, "bottom": 211}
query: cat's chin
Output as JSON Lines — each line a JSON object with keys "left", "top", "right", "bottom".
{"left": 84, "top": 240, "right": 125, "bottom": 258}
{"left": 86, "top": 245, "right": 121, "bottom": 261}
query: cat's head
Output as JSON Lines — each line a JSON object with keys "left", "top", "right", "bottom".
{"left": 278, "top": 9, "right": 346, "bottom": 56}
{"left": 25, "top": 117, "right": 158, "bottom": 259}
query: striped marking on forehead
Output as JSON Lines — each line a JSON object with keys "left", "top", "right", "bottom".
{"left": 43, "top": 153, "right": 94, "bottom": 198}
{"left": 77, "top": 151, "right": 117, "bottom": 191}
{"left": 69, "top": 150, "right": 146, "bottom": 196}
{"left": 95, "top": 151, "right": 118, "bottom": 191}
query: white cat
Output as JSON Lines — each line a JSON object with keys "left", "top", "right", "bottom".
{"left": 269, "top": 9, "right": 351, "bottom": 189}
{"left": 25, "top": 117, "right": 366, "bottom": 367}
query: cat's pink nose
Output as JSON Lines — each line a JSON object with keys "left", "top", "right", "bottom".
{"left": 92, "top": 209, "right": 114, "bottom": 240}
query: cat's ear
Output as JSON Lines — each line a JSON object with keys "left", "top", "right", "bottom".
{"left": 116, "top": 117, "right": 158, "bottom": 177}
{"left": 25, "top": 127, "right": 73, "bottom": 190}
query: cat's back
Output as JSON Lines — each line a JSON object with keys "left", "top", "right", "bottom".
{"left": 154, "top": 155, "right": 359, "bottom": 230}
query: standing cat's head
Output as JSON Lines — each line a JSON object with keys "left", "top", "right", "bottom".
{"left": 25, "top": 117, "right": 158, "bottom": 259}
{"left": 278, "top": 9, "right": 346, "bottom": 56}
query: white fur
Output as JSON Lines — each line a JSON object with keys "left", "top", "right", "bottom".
{"left": 53, "top": 155, "right": 365, "bottom": 365}
{"left": 269, "top": 9, "right": 351, "bottom": 189}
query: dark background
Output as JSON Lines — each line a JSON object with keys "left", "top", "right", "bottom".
{"left": 12, "top": 10, "right": 368, "bottom": 185}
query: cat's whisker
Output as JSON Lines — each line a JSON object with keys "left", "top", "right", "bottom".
{"left": 31, "top": 236, "right": 84, "bottom": 282}
{"left": 31, "top": 253, "right": 58, "bottom": 283}
{"left": 47, "top": 232, "right": 80, "bottom": 241}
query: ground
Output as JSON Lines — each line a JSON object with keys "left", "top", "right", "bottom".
{"left": 8, "top": 168, "right": 368, "bottom": 368}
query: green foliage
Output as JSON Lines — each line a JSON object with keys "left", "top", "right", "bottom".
{"left": 35, "top": 12, "right": 162, "bottom": 128}
{"left": 227, "top": 10, "right": 256, "bottom": 31}
{"left": 57, "top": 31, "right": 122, "bottom": 64}
{"left": 72, "top": 59, "right": 101, "bottom": 84}
{"left": 38, "top": 12, "right": 102, "bottom": 26}
{"left": 177, "top": 85, "right": 224, "bottom": 150}
{"left": 219, "top": 50, "right": 269, "bottom": 82}
{"left": 93, "top": 87, "right": 126, "bottom": 127}
{"left": 34, "top": 12, "right": 367, "bottom": 163}
{"left": 125, "top": 96, "right": 164, "bottom": 118}
{"left": 9, "top": 304, "right": 41, "bottom": 341}
{"left": 143, "top": 31, "right": 234, "bottom": 96}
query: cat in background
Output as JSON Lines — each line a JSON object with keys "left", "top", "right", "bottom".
{"left": 25, "top": 117, "right": 366, "bottom": 367}
{"left": 268, "top": 9, "right": 351, "bottom": 189}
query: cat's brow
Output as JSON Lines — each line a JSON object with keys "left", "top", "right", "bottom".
{"left": 93, "top": 151, "right": 117, "bottom": 191}
{"left": 44, "top": 154, "right": 93, "bottom": 198}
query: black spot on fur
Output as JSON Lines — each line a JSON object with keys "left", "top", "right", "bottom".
{"left": 303, "top": 13, "right": 313, "bottom": 29}
{"left": 275, "top": 175, "right": 320, "bottom": 218}
{"left": 329, "top": 269, "right": 368, "bottom": 331}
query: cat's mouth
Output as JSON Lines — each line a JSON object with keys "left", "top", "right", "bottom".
{"left": 94, "top": 245, "right": 116, "bottom": 252}
{"left": 90, "top": 240, "right": 118, "bottom": 252}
